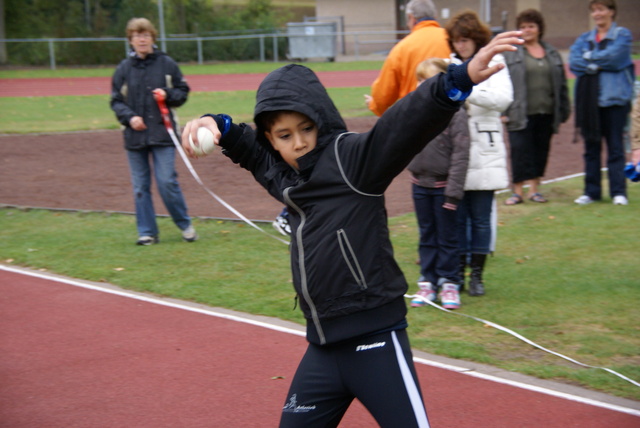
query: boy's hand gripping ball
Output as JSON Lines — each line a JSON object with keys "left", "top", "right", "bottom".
{"left": 189, "top": 127, "right": 215, "bottom": 157}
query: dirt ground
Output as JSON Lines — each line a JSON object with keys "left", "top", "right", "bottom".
{"left": 0, "top": 116, "right": 583, "bottom": 222}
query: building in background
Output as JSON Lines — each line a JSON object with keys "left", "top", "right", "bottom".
{"left": 313, "top": 0, "right": 639, "bottom": 56}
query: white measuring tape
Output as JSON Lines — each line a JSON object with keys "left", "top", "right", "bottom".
{"left": 172, "top": 112, "right": 637, "bottom": 388}
{"left": 155, "top": 93, "right": 288, "bottom": 246}
{"left": 405, "top": 293, "right": 640, "bottom": 388}
{"left": 167, "top": 126, "right": 289, "bottom": 246}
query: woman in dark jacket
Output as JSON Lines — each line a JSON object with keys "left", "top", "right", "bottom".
{"left": 503, "top": 9, "right": 571, "bottom": 205}
{"left": 110, "top": 17, "right": 196, "bottom": 245}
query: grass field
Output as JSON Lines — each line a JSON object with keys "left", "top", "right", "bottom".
{"left": 0, "top": 87, "right": 374, "bottom": 134}
{"left": 0, "top": 61, "right": 383, "bottom": 134}
{"left": 1, "top": 62, "right": 639, "bottom": 402}
{"left": 0, "top": 60, "right": 385, "bottom": 79}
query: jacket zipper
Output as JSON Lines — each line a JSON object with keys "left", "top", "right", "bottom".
{"left": 336, "top": 229, "right": 367, "bottom": 289}
{"left": 283, "top": 187, "right": 326, "bottom": 345}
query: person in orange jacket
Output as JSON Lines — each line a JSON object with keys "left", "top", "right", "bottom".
{"left": 365, "top": 0, "right": 451, "bottom": 116}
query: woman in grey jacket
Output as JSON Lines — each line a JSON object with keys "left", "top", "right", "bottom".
{"left": 503, "top": 9, "right": 571, "bottom": 205}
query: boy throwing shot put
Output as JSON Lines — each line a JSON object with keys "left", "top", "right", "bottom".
{"left": 183, "top": 31, "right": 522, "bottom": 428}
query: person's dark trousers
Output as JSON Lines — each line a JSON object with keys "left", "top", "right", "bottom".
{"left": 583, "top": 103, "right": 630, "bottom": 200}
{"left": 412, "top": 184, "right": 460, "bottom": 286}
{"left": 508, "top": 114, "right": 553, "bottom": 183}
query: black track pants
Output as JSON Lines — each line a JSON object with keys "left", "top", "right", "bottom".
{"left": 279, "top": 329, "right": 430, "bottom": 428}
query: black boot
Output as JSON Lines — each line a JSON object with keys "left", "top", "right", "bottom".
{"left": 458, "top": 254, "right": 467, "bottom": 292}
{"left": 469, "top": 254, "right": 486, "bottom": 296}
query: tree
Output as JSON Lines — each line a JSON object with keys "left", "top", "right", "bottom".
{"left": 0, "top": 0, "right": 6, "bottom": 63}
{"left": 1, "top": 0, "right": 305, "bottom": 66}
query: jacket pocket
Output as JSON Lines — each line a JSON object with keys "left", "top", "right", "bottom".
{"left": 124, "top": 127, "right": 148, "bottom": 150}
{"left": 599, "top": 69, "right": 634, "bottom": 106}
{"left": 337, "top": 229, "right": 367, "bottom": 290}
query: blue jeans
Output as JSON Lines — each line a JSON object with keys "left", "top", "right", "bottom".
{"left": 412, "top": 185, "right": 460, "bottom": 285}
{"left": 457, "top": 190, "right": 494, "bottom": 255}
{"left": 127, "top": 146, "right": 191, "bottom": 237}
{"left": 583, "top": 104, "right": 630, "bottom": 200}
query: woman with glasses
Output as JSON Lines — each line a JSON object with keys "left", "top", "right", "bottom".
{"left": 110, "top": 17, "right": 197, "bottom": 245}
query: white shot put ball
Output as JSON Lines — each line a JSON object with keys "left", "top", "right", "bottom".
{"left": 189, "top": 127, "right": 215, "bottom": 156}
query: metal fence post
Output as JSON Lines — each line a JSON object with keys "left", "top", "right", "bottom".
{"left": 259, "top": 35, "right": 265, "bottom": 62}
{"left": 353, "top": 34, "right": 359, "bottom": 61}
{"left": 48, "top": 39, "right": 56, "bottom": 70}
{"left": 272, "top": 34, "right": 278, "bottom": 62}
{"left": 197, "top": 37, "right": 203, "bottom": 65}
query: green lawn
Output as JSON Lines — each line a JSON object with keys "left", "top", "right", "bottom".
{"left": 0, "top": 60, "right": 382, "bottom": 134}
{"left": 0, "top": 60, "right": 384, "bottom": 79}
{"left": 0, "top": 87, "right": 374, "bottom": 134}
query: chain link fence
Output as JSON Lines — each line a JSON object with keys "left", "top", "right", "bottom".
{"left": 0, "top": 29, "right": 408, "bottom": 69}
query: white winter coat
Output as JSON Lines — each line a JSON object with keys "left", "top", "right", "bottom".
{"left": 454, "top": 54, "right": 513, "bottom": 191}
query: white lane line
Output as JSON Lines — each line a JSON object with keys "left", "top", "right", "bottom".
{"left": 0, "top": 264, "right": 305, "bottom": 338}
{"left": 412, "top": 356, "right": 640, "bottom": 417}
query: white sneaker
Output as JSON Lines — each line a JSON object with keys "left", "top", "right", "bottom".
{"left": 136, "top": 236, "right": 158, "bottom": 246}
{"left": 272, "top": 214, "right": 291, "bottom": 236}
{"left": 613, "top": 195, "right": 628, "bottom": 205}
{"left": 439, "top": 283, "right": 461, "bottom": 310}
{"left": 574, "top": 195, "right": 594, "bottom": 205}
{"left": 182, "top": 225, "right": 198, "bottom": 242}
{"left": 411, "top": 281, "right": 436, "bottom": 307}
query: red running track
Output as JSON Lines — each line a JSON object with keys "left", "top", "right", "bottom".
{"left": 0, "top": 70, "right": 380, "bottom": 97}
{"left": 3, "top": 60, "right": 640, "bottom": 98}
{"left": 1, "top": 266, "right": 639, "bottom": 427}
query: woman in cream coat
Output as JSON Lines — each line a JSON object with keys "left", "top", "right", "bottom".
{"left": 446, "top": 10, "right": 513, "bottom": 297}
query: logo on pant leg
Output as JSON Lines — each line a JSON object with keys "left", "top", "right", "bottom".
{"left": 282, "top": 393, "right": 317, "bottom": 413}
{"left": 355, "top": 341, "right": 386, "bottom": 352}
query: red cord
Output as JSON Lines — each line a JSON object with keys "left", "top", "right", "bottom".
{"left": 153, "top": 91, "right": 173, "bottom": 130}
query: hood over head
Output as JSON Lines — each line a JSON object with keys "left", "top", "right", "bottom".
{"left": 254, "top": 64, "right": 347, "bottom": 160}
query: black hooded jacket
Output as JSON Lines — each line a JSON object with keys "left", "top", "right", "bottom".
{"left": 110, "top": 49, "right": 190, "bottom": 150}
{"left": 219, "top": 64, "right": 463, "bottom": 345}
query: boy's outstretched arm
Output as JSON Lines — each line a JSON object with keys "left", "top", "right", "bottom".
{"left": 466, "top": 31, "right": 523, "bottom": 84}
